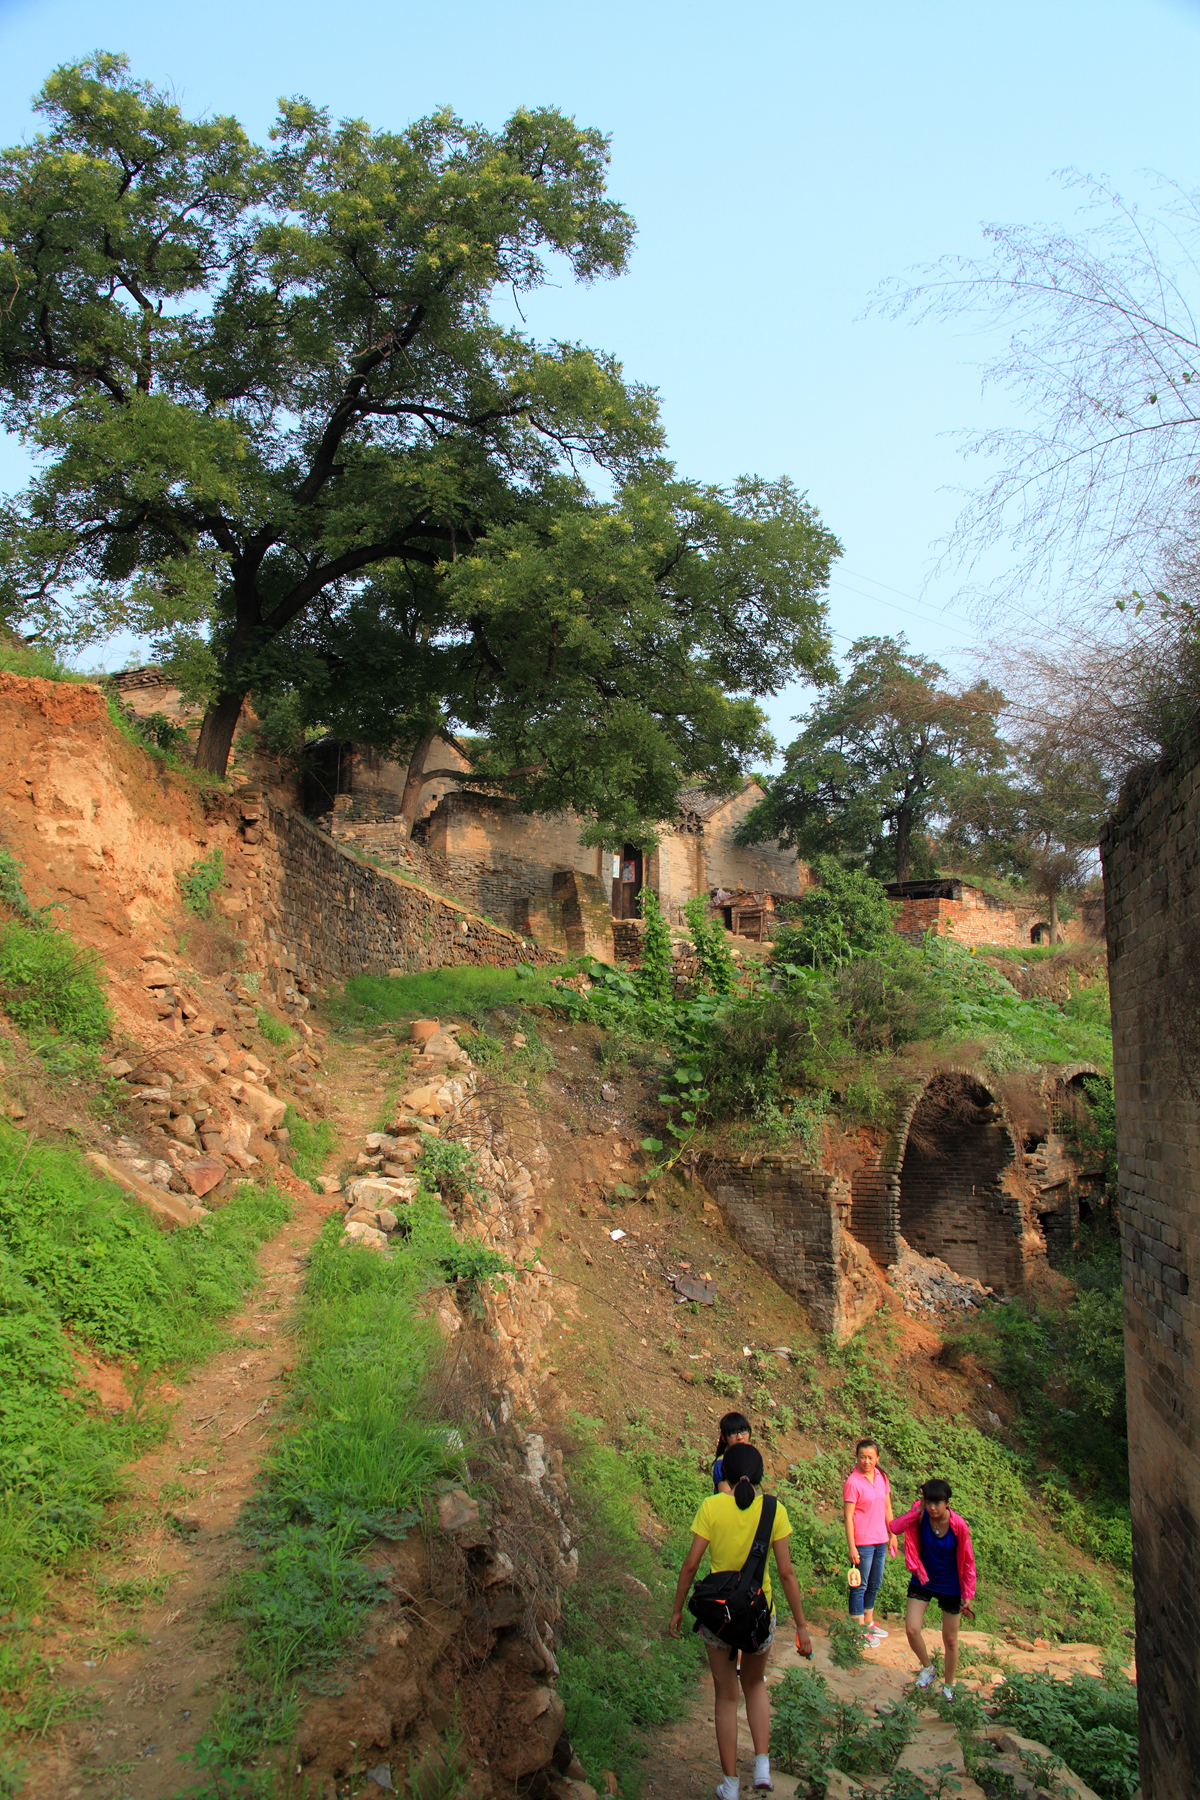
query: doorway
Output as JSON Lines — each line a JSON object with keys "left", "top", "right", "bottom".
{"left": 611, "top": 843, "right": 643, "bottom": 918}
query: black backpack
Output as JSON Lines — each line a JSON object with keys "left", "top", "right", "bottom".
{"left": 687, "top": 1494, "right": 778, "bottom": 1661}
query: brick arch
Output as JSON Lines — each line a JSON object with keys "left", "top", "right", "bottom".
{"left": 850, "top": 1065, "right": 1025, "bottom": 1291}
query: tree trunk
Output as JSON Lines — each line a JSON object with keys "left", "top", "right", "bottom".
{"left": 194, "top": 691, "right": 247, "bottom": 777}
{"left": 1049, "top": 889, "right": 1060, "bottom": 945}
{"left": 894, "top": 809, "right": 913, "bottom": 887}
{"left": 398, "top": 729, "right": 437, "bottom": 834}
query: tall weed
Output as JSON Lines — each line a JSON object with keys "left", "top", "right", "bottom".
{"left": 0, "top": 924, "right": 111, "bottom": 1047}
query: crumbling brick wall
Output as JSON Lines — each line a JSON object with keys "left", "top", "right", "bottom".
{"left": 697, "top": 1149, "right": 876, "bottom": 1341}
{"left": 1102, "top": 727, "right": 1200, "bottom": 1800}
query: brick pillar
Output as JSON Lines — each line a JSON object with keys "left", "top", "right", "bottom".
{"left": 1102, "top": 733, "right": 1200, "bottom": 1799}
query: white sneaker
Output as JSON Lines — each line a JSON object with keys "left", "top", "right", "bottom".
{"left": 942, "top": 1684, "right": 955, "bottom": 1701}
{"left": 915, "top": 1665, "right": 936, "bottom": 1688}
{"left": 866, "top": 1625, "right": 889, "bottom": 1642}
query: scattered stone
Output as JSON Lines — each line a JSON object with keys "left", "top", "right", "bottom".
{"left": 343, "top": 1221, "right": 388, "bottom": 1251}
{"left": 169, "top": 1113, "right": 197, "bottom": 1140}
{"left": 317, "top": 1175, "right": 342, "bottom": 1195}
{"left": 143, "top": 968, "right": 175, "bottom": 988}
{"left": 5, "top": 1101, "right": 25, "bottom": 1120}
{"left": 887, "top": 1236, "right": 994, "bottom": 1317}
{"left": 437, "top": 1489, "right": 482, "bottom": 1534}
{"left": 103, "top": 1058, "right": 133, "bottom": 1078}
{"left": 184, "top": 1159, "right": 226, "bottom": 1198}
{"left": 600, "top": 1083, "right": 618, "bottom": 1103}
{"left": 377, "top": 1209, "right": 399, "bottom": 1233}
{"left": 410, "top": 1019, "right": 440, "bottom": 1043}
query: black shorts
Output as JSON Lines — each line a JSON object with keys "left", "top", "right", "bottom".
{"left": 907, "top": 1579, "right": 961, "bottom": 1614}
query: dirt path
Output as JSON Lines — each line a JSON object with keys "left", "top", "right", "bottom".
{"left": 24, "top": 1041, "right": 393, "bottom": 1800}
{"left": 639, "top": 1624, "right": 1116, "bottom": 1798}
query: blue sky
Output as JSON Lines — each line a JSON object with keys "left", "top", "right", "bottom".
{"left": 1, "top": 0, "right": 1199, "bottom": 745}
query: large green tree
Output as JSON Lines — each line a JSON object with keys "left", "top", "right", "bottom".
{"left": 737, "top": 634, "right": 1006, "bottom": 884}
{"left": 0, "top": 55, "right": 839, "bottom": 814}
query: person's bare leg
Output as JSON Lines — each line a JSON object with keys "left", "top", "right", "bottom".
{"left": 706, "top": 1643, "right": 742, "bottom": 1776}
{"left": 739, "top": 1646, "right": 772, "bottom": 1754}
{"left": 941, "top": 1609, "right": 960, "bottom": 1684}
{"left": 905, "top": 1598, "right": 931, "bottom": 1668}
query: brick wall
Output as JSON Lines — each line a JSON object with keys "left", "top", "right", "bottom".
{"left": 219, "top": 795, "right": 563, "bottom": 997}
{"left": 896, "top": 1072, "right": 1024, "bottom": 1291}
{"left": 1101, "top": 726, "right": 1200, "bottom": 1800}
{"left": 891, "top": 892, "right": 1029, "bottom": 947}
{"left": 697, "top": 1149, "right": 876, "bottom": 1341}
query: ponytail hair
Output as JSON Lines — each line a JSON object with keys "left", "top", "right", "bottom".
{"left": 716, "top": 1411, "right": 752, "bottom": 1458}
{"left": 721, "top": 1442, "right": 765, "bottom": 1510}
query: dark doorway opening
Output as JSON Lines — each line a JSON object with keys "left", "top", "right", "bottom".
{"left": 611, "top": 843, "right": 643, "bottom": 918}
{"left": 898, "top": 1072, "right": 1019, "bottom": 1291}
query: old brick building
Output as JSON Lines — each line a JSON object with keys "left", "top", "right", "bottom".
{"left": 1102, "top": 725, "right": 1200, "bottom": 1800}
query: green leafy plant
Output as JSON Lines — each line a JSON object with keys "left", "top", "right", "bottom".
{"left": 177, "top": 849, "right": 225, "bottom": 919}
{"left": 770, "top": 855, "right": 897, "bottom": 969}
{"left": 828, "top": 1613, "right": 867, "bottom": 1668}
{"left": 415, "top": 1137, "right": 478, "bottom": 1204}
{"left": 635, "top": 886, "right": 674, "bottom": 1006}
{"left": 0, "top": 846, "right": 53, "bottom": 927}
{"left": 770, "top": 1665, "right": 917, "bottom": 1788}
{"left": 992, "top": 1670, "right": 1139, "bottom": 1800}
{"left": 684, "top": 895, "right": 737, "bottom": 995}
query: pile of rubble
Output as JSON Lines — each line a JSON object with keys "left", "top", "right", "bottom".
{"left": 89, "top": 950, "right": 326, "bottom": 1226}
{"left": 887, "top": 1236, "right": 996, "bottom": 1318}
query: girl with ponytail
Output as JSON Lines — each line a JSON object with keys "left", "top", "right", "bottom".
{"left": 670, "top": 1443, "right": 812, "bottom": 1797}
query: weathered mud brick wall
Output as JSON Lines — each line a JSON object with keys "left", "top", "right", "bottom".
{"left": 259, "top": 804, "right": 564, "bottom": 985}
{"left": 1102, "top": 724, "right": 1200, "bottom": 1800}
{"left": 697, "top": 1150, "right": 877, "bottom": 1341}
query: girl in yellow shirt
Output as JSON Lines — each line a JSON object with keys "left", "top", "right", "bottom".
{"left": 670, "top": 1444, "right": 812, "bottom": 1797}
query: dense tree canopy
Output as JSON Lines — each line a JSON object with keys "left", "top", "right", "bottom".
{"left": 737, "top": 634, "right": 1005, "bottom": 884}
{"left": 0, "top": 55, "right": 840, "bottom": 818}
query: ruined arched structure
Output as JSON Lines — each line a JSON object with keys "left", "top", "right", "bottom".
{"left": 847, "top": 1066, "right": 1053, "bottom": 1294}
{"left": 895, "top": 1072, "right": 1024, "bottom": 1291}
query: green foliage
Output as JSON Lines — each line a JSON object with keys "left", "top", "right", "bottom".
{"left": 415, "top": 1136, "right": 478, "bottom": 1204}
{"left": 992, "top": 1670, "right": 1139, "bottom": 1800}
{"left": 281, "top": 1107, "right": 335, "bottom": 1186}
{"left": 0, "top": 1126, "right": 288, "bottom": 1737}
{"left": 254, "top": 1008, "right": 296, "bottom": 1048}
{"left": 557, "top": 1438, "right": 706, "bottom": 1797}
{"left": 0, "top": 845, "right": 51, "bottom": 927}
{"left": 177, "top": 848, "right": 225, "bottom": 919}
{"left": 0, "top": 54, "right": 837, "bottom": 818}
{"left": 325, "top": 961, "right": 577, "bottom": 1032}
{"left": 943, "top": 1228, "right": 1128, "bottom": 1506}
{"left": 828, "top": 1613, "right": 867, "bottom": 1668}
{"left": 635, "top": 887, "right": 673, "bottom": 1006}
{"left": 0, "top": 637, "right": 81, "bottom": 681}
{"left": 684, "top": 896, "right": 737, "bottom": 995}
{"left": 1060, "top": 1075, "right": 1119, "bottom": 1193}
{"left": 771, "top": 1666, "right": 917, "bottom": 1789}
{"left": 771, "top": 856, "right": 896, "bottom": 969}
{"left": 738, "top": 634, "right": 1006, "bottom": 884}
{"left": 0, "top": 922, "right": 111, "bottom": 1047}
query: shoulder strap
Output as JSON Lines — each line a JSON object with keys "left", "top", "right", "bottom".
{"left": 726, "top": 1494, "right": 778, "bottom": 1607}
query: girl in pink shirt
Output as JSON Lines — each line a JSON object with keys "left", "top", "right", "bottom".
{"left": 842, "top": 1438, "right": 897, "bottom": 1646}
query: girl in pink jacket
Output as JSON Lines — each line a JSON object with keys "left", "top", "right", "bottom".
{"left": 891, "top": 1478, "right": 977, "bottom": 1700}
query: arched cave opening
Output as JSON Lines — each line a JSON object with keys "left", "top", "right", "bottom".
{"left": 898, "top": 1072, "right": 1020, "bottom": 1291}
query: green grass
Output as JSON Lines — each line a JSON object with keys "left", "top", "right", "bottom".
{"left": 256, "top": 1010, "right": 297, "bottom": 1049}
{"left": 281, "top": 1106, "right": 336, "bottom": 1185}
{"left": 0, "top": 1124, "right": 290, "bottom": 1743}
{"left": 177, "top": 849, "right": 225, "bottom": 920}
{"left": 324, "top": 960, "right": 578, "bottom": 1032}
{"left": 0, "top": 922, "right": 112, "bottom": 1049}
{"left": 556, "top": 1436, "right": 706, "bottom": 1798}
{"left": 183, "top": 1194, "right": 482, "bottom": 1786}
{"left": 0, "top": 640, "right": 83, "bottom": 682}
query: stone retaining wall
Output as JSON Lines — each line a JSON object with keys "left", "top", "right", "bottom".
{"left": 1101, "top": 721, "right": 1200, "bottom": 1800}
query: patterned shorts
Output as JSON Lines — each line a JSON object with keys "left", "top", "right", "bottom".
{"left": 698, "top": 1611, "right": 777, "bottom": 1653}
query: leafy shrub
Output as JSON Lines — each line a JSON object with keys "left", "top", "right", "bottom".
{"left": 0, "top": 845, "right": 51, "bottom": 927}
{"left": 828, "top": 1613, "right": 867, "bottom": 1668}
{"left": 992, "top": 1670, "right": 1139, "bottom": 1800}
{"left": 771, "top": 855, "right": 896, "bottom": 969}
{"left": 0, "top": 639, "right": 78, "bottom": 681}
{"left": 771, "top": 1665, "right": 916, "bottom": 1787}
{"left": 416, "top": 1136, "right": 478, "bottom": 1203}
{"left": 0, "top": 923, "right": 111, "bottom": 1047}
{"left": 177, "top": 848, "right": 225, "bottom": 918}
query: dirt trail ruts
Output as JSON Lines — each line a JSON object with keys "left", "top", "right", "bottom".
{"left": 24, "top": 1041, "right": 391, "bottom": 1800}
{"left": 639, "top": 1624, "right": 1118, "bottom": 1798}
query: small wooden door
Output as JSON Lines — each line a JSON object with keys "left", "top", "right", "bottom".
{"left": 611, "top": 843, "right": 643, "bottom": 918}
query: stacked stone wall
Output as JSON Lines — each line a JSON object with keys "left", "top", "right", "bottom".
{"left": 1101, "top": 725, "right": 1200, "bottom": 1800}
